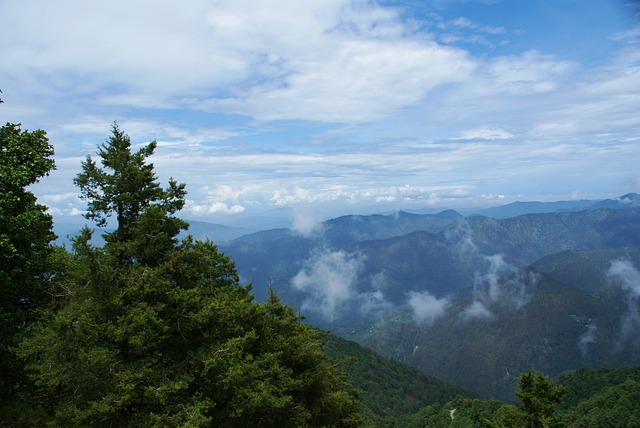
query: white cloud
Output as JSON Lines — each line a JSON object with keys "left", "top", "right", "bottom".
{"left": 185, "top": 201, "right": 246, "bottom": 215}
{"left": 0, "top": 0, "right": 475, "bottom": 123}
{"left": 436, "top": 15, "right": 507, "bottom": 47}
{"left": 608, "top": 259, "right": 640, "bottom": 296}
{"left": 578, "top": 324, "right": 597, "bottom": 356}
{"left": 291, "top": 249, "right": 365, "bottom": 321}
{"left": 460, "top": 300, "right": 493, "bottom": 321}
{"left": 447, "top": 224, "right": 538, "bottom": 321}
{"left": 38, "top": 192, "right": 80, "bottom": 204}
{"left": 607, "top": 259, "right": 640, "bottom": 347}
{"left": 48, "top": 207, "right": 84, "bottom": 217}
{"left": 3, "top": 1, "right": 638, "bottom": 220}
{"left": 408, "top": 290, "right": 449, "bottom": 325}
{"left": 454, "top": 128, "right": 514, "bottom": 140}
{"left": 359, "top": 290, "right": 393, "bottom": 317}
{"left": 291, "top": 205, "right": 324, "bottom": 237}
{"left": 483, "top": 50, "right": 577, "bottom": 95}
{"left": 220, "top": 38, "right": 475, "bottom": 122}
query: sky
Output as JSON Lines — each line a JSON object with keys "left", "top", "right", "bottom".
{"left": 1, "top": 0, "right": 639, "bottom": 229}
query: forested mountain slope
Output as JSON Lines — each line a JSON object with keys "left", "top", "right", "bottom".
{"left": 323, "top": 334, "right": 475, "bottom": 424}
{"left": 220, "top": 205, "right": 640, "bottom": 399}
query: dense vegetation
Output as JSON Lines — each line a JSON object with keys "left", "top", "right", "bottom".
{"left": 1, "top": 123, "right": 362, "bottom": 427}
{"left": 0, "top": 123, "right": 56, "bottom": 400}
{"left": 392, "top": 367, "right": 640, "bottom": 428}
{"left": 2, "top": 121, "right": 639, "bottom": 426}
{"left": 323, "top": 335, "right": 475, "bottom": 424}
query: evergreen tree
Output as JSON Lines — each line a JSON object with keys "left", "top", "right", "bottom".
{"left": 73, "top": 122, "right": 188, "bottom": 264}
{"left": 0, "top": 123, "right": 56, "bottom": 398}
{"left": 20, "top": 125, "right": 362, "bottom": 426}
{"left": 493, "top": 370, "right": 568, "bottom": 428}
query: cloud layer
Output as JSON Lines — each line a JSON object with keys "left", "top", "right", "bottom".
{"left": 1, "top": 0, "right": 638, "bottom": 223}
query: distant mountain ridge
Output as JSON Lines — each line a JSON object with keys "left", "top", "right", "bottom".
{"left": 474, "top": 192, "right": 640, "bottom": 219}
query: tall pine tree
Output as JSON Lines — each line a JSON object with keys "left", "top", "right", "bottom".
{"left": 20, "top": 125, "right": 362, "bottom": 427}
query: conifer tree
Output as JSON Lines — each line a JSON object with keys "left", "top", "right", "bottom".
{"left": 494, "top": 370, "right": 568, "bottom": 428}
{"left": 516, "top": 370, "right": 568, "bottom": 427}
{"left": 0, "top": 123, "right": 55, "bottom": 398}
{"left": 20, "top": 125, "right": 362, "bottom": 427}
{"left": 73, "top": 122, "right": 187, "bottom": 264}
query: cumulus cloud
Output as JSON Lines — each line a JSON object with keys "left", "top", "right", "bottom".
{"left": 47, "top": 207, "right": 84, "bottom": 217}
{"left": 607, "top": 259, "right": 640, "bottom": 347}
{"left": 185, "top": 201, "right": 245, "bottom": 215}
{"left": 291, "top": 249, "right": 365, "bottom": 321}
{"left": 408, "top": 290, "right": 450, "bottom": 325}
{"left": 1, "top": 0, "right": 475, "bottom": 123}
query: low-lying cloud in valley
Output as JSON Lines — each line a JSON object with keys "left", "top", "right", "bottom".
{"left": 408, "top": 291, "right": 450, "bottom": 325}
{"left": 445, "top": 220, "right": 538, "bottom": 320}
{"left": 607, "top": 259, "right": 640, "bottom": 348}
{"left": 463, "top": 256, "right": 538, "bottom": 320}
{"left": 578, "top": 324, "right": 598, "bottom": 356}
{"left": 291, "top": 249, "right": 366, "bottom": 321}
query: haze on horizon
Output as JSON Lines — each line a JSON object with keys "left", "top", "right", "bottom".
{"left": 1, "top": 0, "right": 639, "bottom": 228}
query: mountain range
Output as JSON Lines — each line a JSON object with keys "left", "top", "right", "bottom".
{"left": 215, "top": 194, "right": 640, "bottom": 400}
{"left": 52, "top": 193, "right": 640, "bottom": 400}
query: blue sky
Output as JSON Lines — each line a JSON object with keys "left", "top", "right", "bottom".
{"left": 1, "top": 0, "right": 639, "bottom": 228}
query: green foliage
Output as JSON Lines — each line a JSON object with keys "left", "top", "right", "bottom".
{"left": 558, "top": 366, "right": 640, "bottom": 410}
{"left": 562, "top": 379, "right": 640, "bottom": 427}
{"left": 494, "top": 369, "right": 568, "bottom": 428}
{"left": 395, "top": 396, "right": 504, "bottom": 428}
{"left": 323, "top": 334, "right": 475, "bottom": 424}
{"left": 73, "top": 122, "right": 187, "bottom": 262}
{"left": 0, "top": 123, "right": 56, "bottom": 398}
{"left": 558, "top": 366, "right": 640, "bottom": 427}
{"left": 396, "top": 366, "right": 640, "bottom": 428}
{"left": 18, "top": 125, "right": 362, "bottom": 426}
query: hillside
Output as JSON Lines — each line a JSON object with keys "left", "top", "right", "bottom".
{"left": 391, "top": 366, "right": 640, "bottom": 428}
{"left": 532, "top": 246, "right": 640, "bottom": 296}
{"left": 323, "top": 334, "right": 475, "bottom": 424}
{"left": 359, "top": 270, "right": 635, "bottom": 400}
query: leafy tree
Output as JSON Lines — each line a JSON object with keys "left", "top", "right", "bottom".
{"left": 20, "top": 125, "right": 362, "bottom": 426}
{"left": 0, "top": 123, "right": 55, "bottom": 398}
